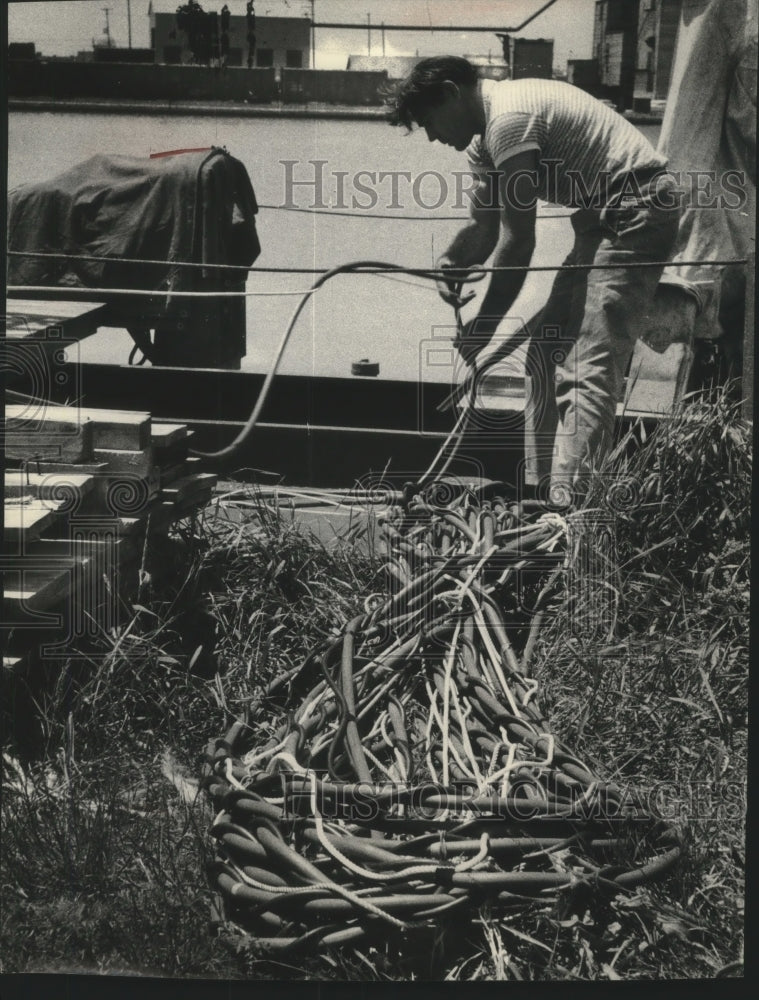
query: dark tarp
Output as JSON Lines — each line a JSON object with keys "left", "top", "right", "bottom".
{"left": 7, "top": 147, "right": 261, "bottom": 367}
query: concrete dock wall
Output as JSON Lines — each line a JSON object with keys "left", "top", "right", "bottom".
{"left": 280, "top": 69, "right": 388, "bottom": 105}
{"left": 8, "top": 61, "right": 280, "bottom": 103}
{"left": 8, "top": 61, "right": 390, "bottom": 106}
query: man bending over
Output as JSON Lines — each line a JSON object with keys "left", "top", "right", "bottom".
{"left": 388, "top": 56, "right": 681, "bottom": 505}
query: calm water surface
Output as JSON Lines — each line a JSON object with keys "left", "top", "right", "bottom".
{"left": 7, "top": 112, "right": 660, "bottom": 382}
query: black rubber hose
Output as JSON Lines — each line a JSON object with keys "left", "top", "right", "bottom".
{"left": 191, "top": 259, "right": 483, "bottom": 461}
{"left": 340, "top": 616, "right": 374, "bottom": 785}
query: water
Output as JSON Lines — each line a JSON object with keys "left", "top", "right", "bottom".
{"left": 7, "top": 112, "right": 660, "bottom": 383}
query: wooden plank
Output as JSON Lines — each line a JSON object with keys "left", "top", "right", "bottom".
{"left": 6, "top": 402, "right": 151, "bottom": 450}
{"left": 27, "top": 460, "right": 109, "bottom": 476}
{"left": 16, "top": 458, "right": 160, "bottom": 514}
{"left": 158, "top": 483, "right": 215, "bottom": 522}
{"left": 160, "top": 461, "right": 191, "bottom": 486}
{"left": 4, "top": 568, "right": 81, "bottom": 615}
{"left": 16, "top": 461, "right": 110, "bottom": 511}
{"left": 2, "top": 300, "right": 107, "bottom": 342}
{"left": 624, "top": 341, "right": 693, "bottom": 416}
{"left": 4, "top": 471, "right": 95, "bottom": 501}
{"left": 152, "top": 426, "right": 194, "bottom": 483}
{"left": 87, "top": 451, "right": 161, "bottom": 513}
{"left": 3, "top": 498, "right": 66, "bottom": 545}
{"left": 4, "top": 422, "right": 93, "bottom": 464}
{"left": 159, "top": 473, "right": 218, "bottom": 503}
{"left": 151, "top": 423, "right": 189, "bottom": 448}
{"left": 17, "top": 537, "right": 124, "bottom": 559}
{"left": 85, "top": 407, "right": 151, "bottom": 450}
{"left": 92, "top": 446, "right": 155, "bottom": 477}
{"left": 6, "top": 404, "right": 87, "bottom": 437}
{"left": 4, "top": 561, "right": 92, "bottom": 611}
{"left": 2, "top": 537, "right": 131, "bottom": 614}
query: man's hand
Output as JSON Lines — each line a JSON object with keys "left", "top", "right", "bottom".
{"left": 435, "top": 258, "right": 476, "bottom": 309}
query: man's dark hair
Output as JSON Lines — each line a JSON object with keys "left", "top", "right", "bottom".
{"left": 386, "top": 56, "right": 479, "bottom": 130}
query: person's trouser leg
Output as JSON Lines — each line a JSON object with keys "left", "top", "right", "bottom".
{"left": 550, "top": 203, "right": 681, "bottom": 499}
{"left": 524, "top": 215, "right": 601, "bottom": 494}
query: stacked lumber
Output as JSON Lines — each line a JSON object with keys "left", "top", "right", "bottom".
{"left": 3, "top": 401, "right": 217, "bottom": 667}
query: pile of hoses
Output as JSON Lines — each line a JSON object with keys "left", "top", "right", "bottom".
{"left": 202, "top": 485, "right": 681, "bottom": 954}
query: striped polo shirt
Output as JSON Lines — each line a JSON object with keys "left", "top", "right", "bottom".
{"left": 466, "top": 77, "right": 668, "bottom": 209}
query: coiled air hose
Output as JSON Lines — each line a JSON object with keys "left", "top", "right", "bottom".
{"left": 202, "top": 491, "right": 683, "bottom": 952}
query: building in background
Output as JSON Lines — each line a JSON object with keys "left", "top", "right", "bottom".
{"left": 345, "top": 55, "right": 421, "bottom": 78}
{"left": 346, "top": 53, "right": 508, "bottom": 81}
{"left": 93, "top": 47, "right": 155, "bottom": 63}
{"left": 592, "top": 0, "right": 641, "bottom": 109}
{"left": 567, "top": 58, "right": 601, "bottom": 94}
{"left": 496, "top": 35, "right": 555, "bottom": 79}
{"left": 8, "top": 42, "right": 37, "bottom": 60}
{"left": 591, "top": 0, "right": 681, "bottom": 111}
{"left": 633, "top": 0, "right": 681, "bottom": 111}
{"left": 465, "top": 53, "right": 510, "bottom": 80}
{"left": 150, "top": 7, "right": 310, "bottom": 69}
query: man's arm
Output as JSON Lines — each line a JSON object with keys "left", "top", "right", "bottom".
{"left": 461, "top": 149, "right": 539, "bottom": 357}
{"left": 435, "top": 167, "right": 500, "bottom": 306}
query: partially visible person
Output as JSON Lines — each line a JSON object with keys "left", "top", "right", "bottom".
{"left": 220, "top": 4, "right": 230, "bottom": 68}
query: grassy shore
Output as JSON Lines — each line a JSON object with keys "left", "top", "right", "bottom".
{"left": 0, "top": 385, "right": 747, "bottom": 981}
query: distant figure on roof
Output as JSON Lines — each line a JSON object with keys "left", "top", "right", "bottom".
{"left": 247, "top": 0, "right": 257, "bottom": 68}
{"left": 176, "top": 0, "right": 211, "bottom": 64}
{"left": 220, "top": 3, "right": 230, "bottom": 67}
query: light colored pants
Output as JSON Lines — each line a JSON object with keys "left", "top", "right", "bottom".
{"left": 524, "top": 197, "right": 681, "bottom": 500}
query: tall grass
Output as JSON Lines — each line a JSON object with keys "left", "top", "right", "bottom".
{"left": 0, "top": 386, "right": 748, "bottom": 980}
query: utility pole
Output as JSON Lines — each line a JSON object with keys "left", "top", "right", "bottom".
{"left": 382, "top": 22, "right": 385, "bottom": 56}
{"left": 310, "top": 0, "right": 315, "bottom": 68}
{"left": 102, "top": 7, "right": 112, "bottom": 47}
{"left": 127, "top": 0, "right": 132, "bottom": 48}
{"left": 367, "top": 12, "right": 371, "bottom": 56}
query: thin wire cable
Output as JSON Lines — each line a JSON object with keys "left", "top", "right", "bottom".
{"left": 257, "top": 203, "right": 574, "bottom": 221}
{"left": 7, "top": 248, "right": 252, "bottom": 272}
{"left": 7, "top": 248, "right": 747, "bottom": 277}
{"left": 6, "top": 284, "right": 317, "bottom": 298}
{"left": 374, "top": 271, "right": 443, "bottom": 292}
{"left": 259, "top": 204, "right": 472, "bottom": 221}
